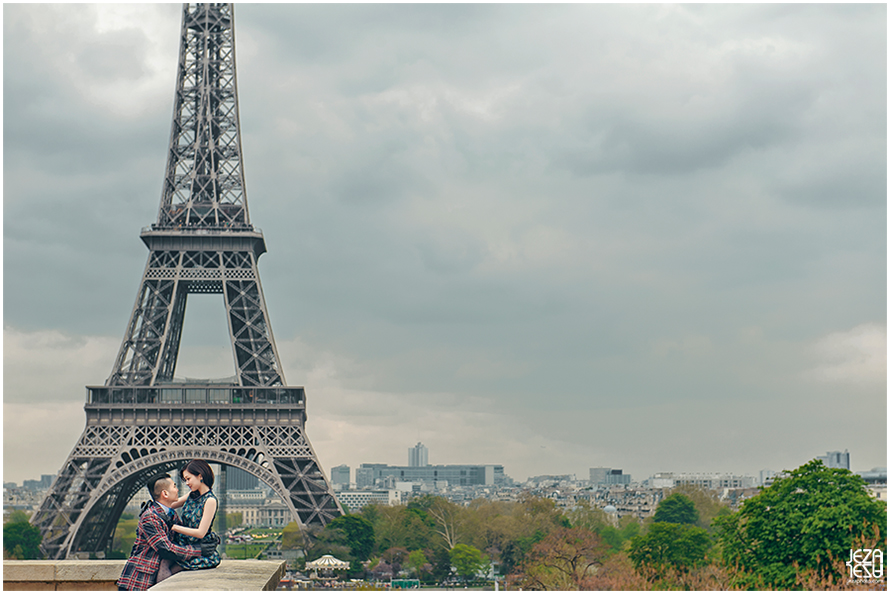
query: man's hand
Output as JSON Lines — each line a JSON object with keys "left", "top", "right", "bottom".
{"left": 200, "top": 541, "right": 217, "bottom": 558}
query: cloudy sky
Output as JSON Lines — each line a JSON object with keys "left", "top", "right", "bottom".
{"left": 4, "top": 4, "right": 886, "bottom": 486}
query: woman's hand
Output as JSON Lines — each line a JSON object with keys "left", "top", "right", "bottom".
{"left": 171, "top": 524, "right": 184, "bottom": 534}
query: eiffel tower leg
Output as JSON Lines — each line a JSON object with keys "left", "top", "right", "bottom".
{"left": 79, "top": 474, "right": 141, "bottom": 554}
{"left": 223, "top": 252, "right": 283, "bottom": 388}
{"left": 109, "top": 258, "right": 187, "bottom": 386}
{"left": 158, "top": 281, "right": 188, "bottom": 382}
{"left": 274, "top": 457, "right": 341, "bottom": 526}
{"left": 32, "top": 456, "right": 95, "bottom": 559}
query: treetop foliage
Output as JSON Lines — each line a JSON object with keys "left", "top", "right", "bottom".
{"left": 628, "top": 522, "right": 711, "bottom": 579}
{"left": 715, "top": 459, "right": 887, "bottom": 589}
{"left": 565, "top": 499, "right": 641, "bottom": 552}
{"left": 3, "top": 519, "right": 43, "bottom": 560}
{"left": 280, "top": 521, "right": 302, "bottom": 551}
{"left": 326, "top": 514, "right": 375, "bottom": 561}
{"left": 653, "top": 493, "right": 699, "bottom": 525}
{"left": 8, "top": 511, "right": 31, "bottom": 524}
{"left": 668, "top": 484, "right": 730, "bottom": 533}
{"left": 450, "top": 543, "right": 488, "bottom": 582}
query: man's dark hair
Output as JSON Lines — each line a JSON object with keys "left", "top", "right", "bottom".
{"left": 147, "top": 474, "right": 172, "bottom": 500}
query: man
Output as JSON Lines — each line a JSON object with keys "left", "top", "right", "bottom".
{"left": 117, "top": 474, "right": 214, "bottom": 591}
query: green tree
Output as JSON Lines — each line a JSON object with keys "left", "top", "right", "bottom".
{"left": 668, "top": 484, "right": 730, "bottom": 533}
{"left": 326, "top": 514, "right": 375, "bottom": 561}
{"left": 618, "top": 515, "right": 641, "bottom": 542}
{"left": 407, "top": 549, "right": 431, "bottom": 579}
{"left": 110, "top": 515, "right": 139, "bottom": 558}
{"left": 520, "top": 495, "right": 569, "bottom": 529}
{"left": 461, "top": 496, "right": 566, "bottom": 576}
{"left": 359, "top": 503, "right": 382, "bottom": 527}
{"left": 7, "top": 511, "right": 31, "bottom": 524}
{"left": 280, "top": 521, "right": 302, "bottom": 550}
{"left": 369, "top": 504, "right": 436, "bottom": 553}
{"left": 565, "top": 499, "right": 611, "bottom": 532}
{"left": 430, "top": 547, "right": 453, "bottom": 582}
{"left": 653, "top": 493, "right": 699, "bottom": 525}
{"left": 3, "top": 520, "right": 43, "bottom": 559}
{"left": 715, "top": 459, "right": 887, "bottom": 589}
{"left": 628, "top": 522, "right": 711, "bottom": 579}
{"left": 382, "top": 546, "right": 410, "bottom": 565}
{"left": 450, "top": 544, "right": 488, "bottom": 583}
{"left": 565, "top": 500, "right": 641, "bottom": 553}
{"left": 225, "top": 512, "right": 243, "bottom": 528}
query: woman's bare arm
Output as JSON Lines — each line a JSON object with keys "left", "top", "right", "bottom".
{"left": 172, "top": 497, "right": 218, "bottom": 540}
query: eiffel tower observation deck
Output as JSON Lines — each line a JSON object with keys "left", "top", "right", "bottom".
{"left": 33, "top": 3, "right": 342, "bottom": 560}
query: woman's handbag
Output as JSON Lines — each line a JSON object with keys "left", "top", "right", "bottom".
{"left": 202, "top": 532, "right": 221, "bottom": 545}
{"left": 200, "top": 531, "right": 221, "bottom": 553}
{"left": 196, "top": 532, "right": 223, "bottom": 566}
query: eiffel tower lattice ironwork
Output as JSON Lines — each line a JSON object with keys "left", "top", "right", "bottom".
{"left": 33, "top": 3, "right": 342, "bottom": 560}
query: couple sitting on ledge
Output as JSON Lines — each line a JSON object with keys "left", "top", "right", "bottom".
{"left": 117, "top": 459, "right": 221, "bottom": 591}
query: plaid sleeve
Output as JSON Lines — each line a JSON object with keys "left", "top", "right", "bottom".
{"left": 142, "top": 512, "right": 200, "bottom": 560}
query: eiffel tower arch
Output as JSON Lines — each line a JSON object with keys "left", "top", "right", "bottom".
{"left": 33, "top": 3, "right": 342, "bottom": 559}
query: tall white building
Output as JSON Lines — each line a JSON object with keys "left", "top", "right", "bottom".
{"left": 408, "top": 442, "right": 429, "bottom": 467}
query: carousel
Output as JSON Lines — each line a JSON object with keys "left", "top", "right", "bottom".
{"left": 305, "top": 554, "right": 351, "bottom": 580}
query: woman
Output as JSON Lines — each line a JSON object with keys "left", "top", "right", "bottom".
{"left": 170, "top": 459, "right": 222, "bottom": 571}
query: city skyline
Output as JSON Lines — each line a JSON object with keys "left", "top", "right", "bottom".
{"left": 7, "top": 447, "right": 875, "bottom": 491}
{"left": 4, "top": 4, "right": 886, "bottom": 485}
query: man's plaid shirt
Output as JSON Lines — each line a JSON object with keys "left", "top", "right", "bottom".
{"left": 117, "top": 501, "right": 200, "bottom": 591}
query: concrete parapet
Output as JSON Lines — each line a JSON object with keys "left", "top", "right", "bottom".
{"left": 4, "top": 560, "right": 126, "bottom": 590}
{"left": 3, "top": 559, "right": 286, "bottom": 591}
{"left": 149, "top": 560, "right": 287, "bottom": 591}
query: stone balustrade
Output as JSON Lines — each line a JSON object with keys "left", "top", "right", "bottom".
{"left": 3, "top": 559, "right": 287, "bottom": 591}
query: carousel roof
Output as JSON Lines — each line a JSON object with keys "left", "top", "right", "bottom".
{"left": 305, "top": 554, "right": 351, "bottom": 570}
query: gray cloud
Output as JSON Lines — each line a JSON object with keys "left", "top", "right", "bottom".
{"left": 3, "top": 4, "right": 885, "bottom": 484}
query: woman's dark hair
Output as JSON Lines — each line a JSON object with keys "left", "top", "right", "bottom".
{"left": 181, "top": 459, "right": 214, "bottom": 490}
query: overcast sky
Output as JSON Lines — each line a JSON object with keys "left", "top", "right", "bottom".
{"left": 4, "top": 4, "right": 886, "bottom": 485}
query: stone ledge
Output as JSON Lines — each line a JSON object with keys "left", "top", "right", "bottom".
{"left": 3, "top": 560, "right": 286, "bottom": 592}
{"left": 149, "top": 560, "right": 287, "bottom": 591}
{"left": 4, "top": 560, "right": 126, "bottom": 591}
{"left": 3, "top": 560, "right": 61, "bottom": 581}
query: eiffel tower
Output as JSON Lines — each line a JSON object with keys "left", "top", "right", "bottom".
{"left": 33, "top": 3, "right": 342, "bottom": 560}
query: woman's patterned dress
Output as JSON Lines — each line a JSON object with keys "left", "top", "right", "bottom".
{"left": 174, "top": 489, "right": 221, "bottom": 570}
